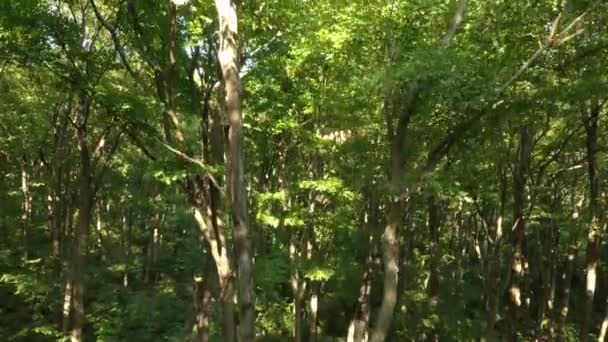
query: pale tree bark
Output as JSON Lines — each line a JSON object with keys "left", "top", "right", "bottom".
{"left": 20, "top": 161, "right": 32, "bottom": 260}
{"left": 62, "top": 277, "right": 73, "bottom": 332}
{"left": 193, "top": 207, "right": 235, "bottom": 342}
{"left": 194, "top": 275, "right": 211, "bottom": 342}
{"left": 581, "top": 103, "right": 601, "bottom": 342}
{"left": 597, "top": 273, "right": 608, "bottom": 341}
{"left": 121, "top": 208, "right": 131, "bottom": 288}
{"left": 156, "top": 1, "right": 237, "bottom": 339}
{"left": 309, "top": 280, "right": 320, "bottom": 342}
{"left": 506, "top": 126, "right": 533, "bottom": 340}
{"left": 214, "top": 0, "right": 255, "bottom": 340}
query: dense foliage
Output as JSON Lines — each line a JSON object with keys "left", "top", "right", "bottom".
{"left": 1, "top": 0, "right": 608, "bottom": 341}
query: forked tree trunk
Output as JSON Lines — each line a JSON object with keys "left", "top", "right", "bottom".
{"left": 214, "top": 0, "right": 255, "bottom": 340}
{"left": 193, "top": 206, "right": 235, "bottom": 342}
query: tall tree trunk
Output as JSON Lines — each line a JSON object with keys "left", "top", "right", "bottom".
{"left": 193, "top": 206, "right": 235, "bottom": 342}
{"left": 50, "top": 102, "right": 71, "bottom": 268}
{"left": 371, "top": 196, "right": 403, "bottom": 342}
{"left": 71, "top": 92, "right": 92, "bottom": 342}
{"left": 581, "top": 104, "right": 601, "bottom": 342}
{"left": 507, "top": 127, "right": 532, "bottom": 340}
{"left": 214, "top": 1, "right": 255, "bottom": 340}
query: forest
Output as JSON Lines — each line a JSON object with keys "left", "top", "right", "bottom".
{"left": 0, "top": 0, "right": 607, "bottom": 341}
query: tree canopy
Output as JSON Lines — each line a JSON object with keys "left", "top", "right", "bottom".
{"left": 1, "top": 0, "right": 608, "bottom": 341}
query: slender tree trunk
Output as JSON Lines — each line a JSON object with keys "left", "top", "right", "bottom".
{"left": 122, "top": 209, "right": 131, "bottom": 288}
{"left": 193, "top": 206, "right": 235, "bottom": 342}
{"left": 21, "top": 162, "right": 32, "bottom": 260}
{"left": 62, "top": 275, "right": 73, "bottom": 333}
{"left": 371, "top": 196, "right": 402, "bottom": 342}
{"left": 214, "top": 1, "right": 255, "bottom": 340}
{"left": 95, "top": 203, "right": 105, "bottom": 261}
{"left": 536, "top": 229, "right": 551, "bottom": 338}
{"left": 61, "top": 205, "right": 76, "bottom": 333}
{"left": 507, "top": 127, "right": 532, "bottom": 340}
{"left": 555, "top": 246, "right": 577, "bottom": 341}
{"left": 348, "top": 193, "right": 378, "bottom": 342}
{"left": 538, "top": 217, "right": 560, "bottom": 339}
{"left": 553, "top": 194, "right": 584, "bottom": 340}
{"left": 194, "top": 275, "right": 211, "bottom": 342}
{"left": 144, "top": 216, "right": 160, "bottom": 285}
{"left": 581, "top": 104, "right": 601, "bottom": 342}
{"left": 309, "top": 281, "right": 320, "bottom": 342}
{"left": 348, "top": 260, "right": 372, "bottom": 342}
{"left": 71, "top": 92, "right": 93, "bottom": 342}
{"left": 290, "top": 238, "right": 305, "bottom": 342}
{"left": 597, "top": 288, "right": 608, "bottom": 341}
{"left": 482, "top": 171, "right": 506, "bottom": 342}
{"left": 427, "top": 194, "right": 441, "bottom": 341}
{"left": 50, "top": 102, "right": 70, "bottom": 267}
{"left": 194, "top": 257, "right": 214, "bottom": 342}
